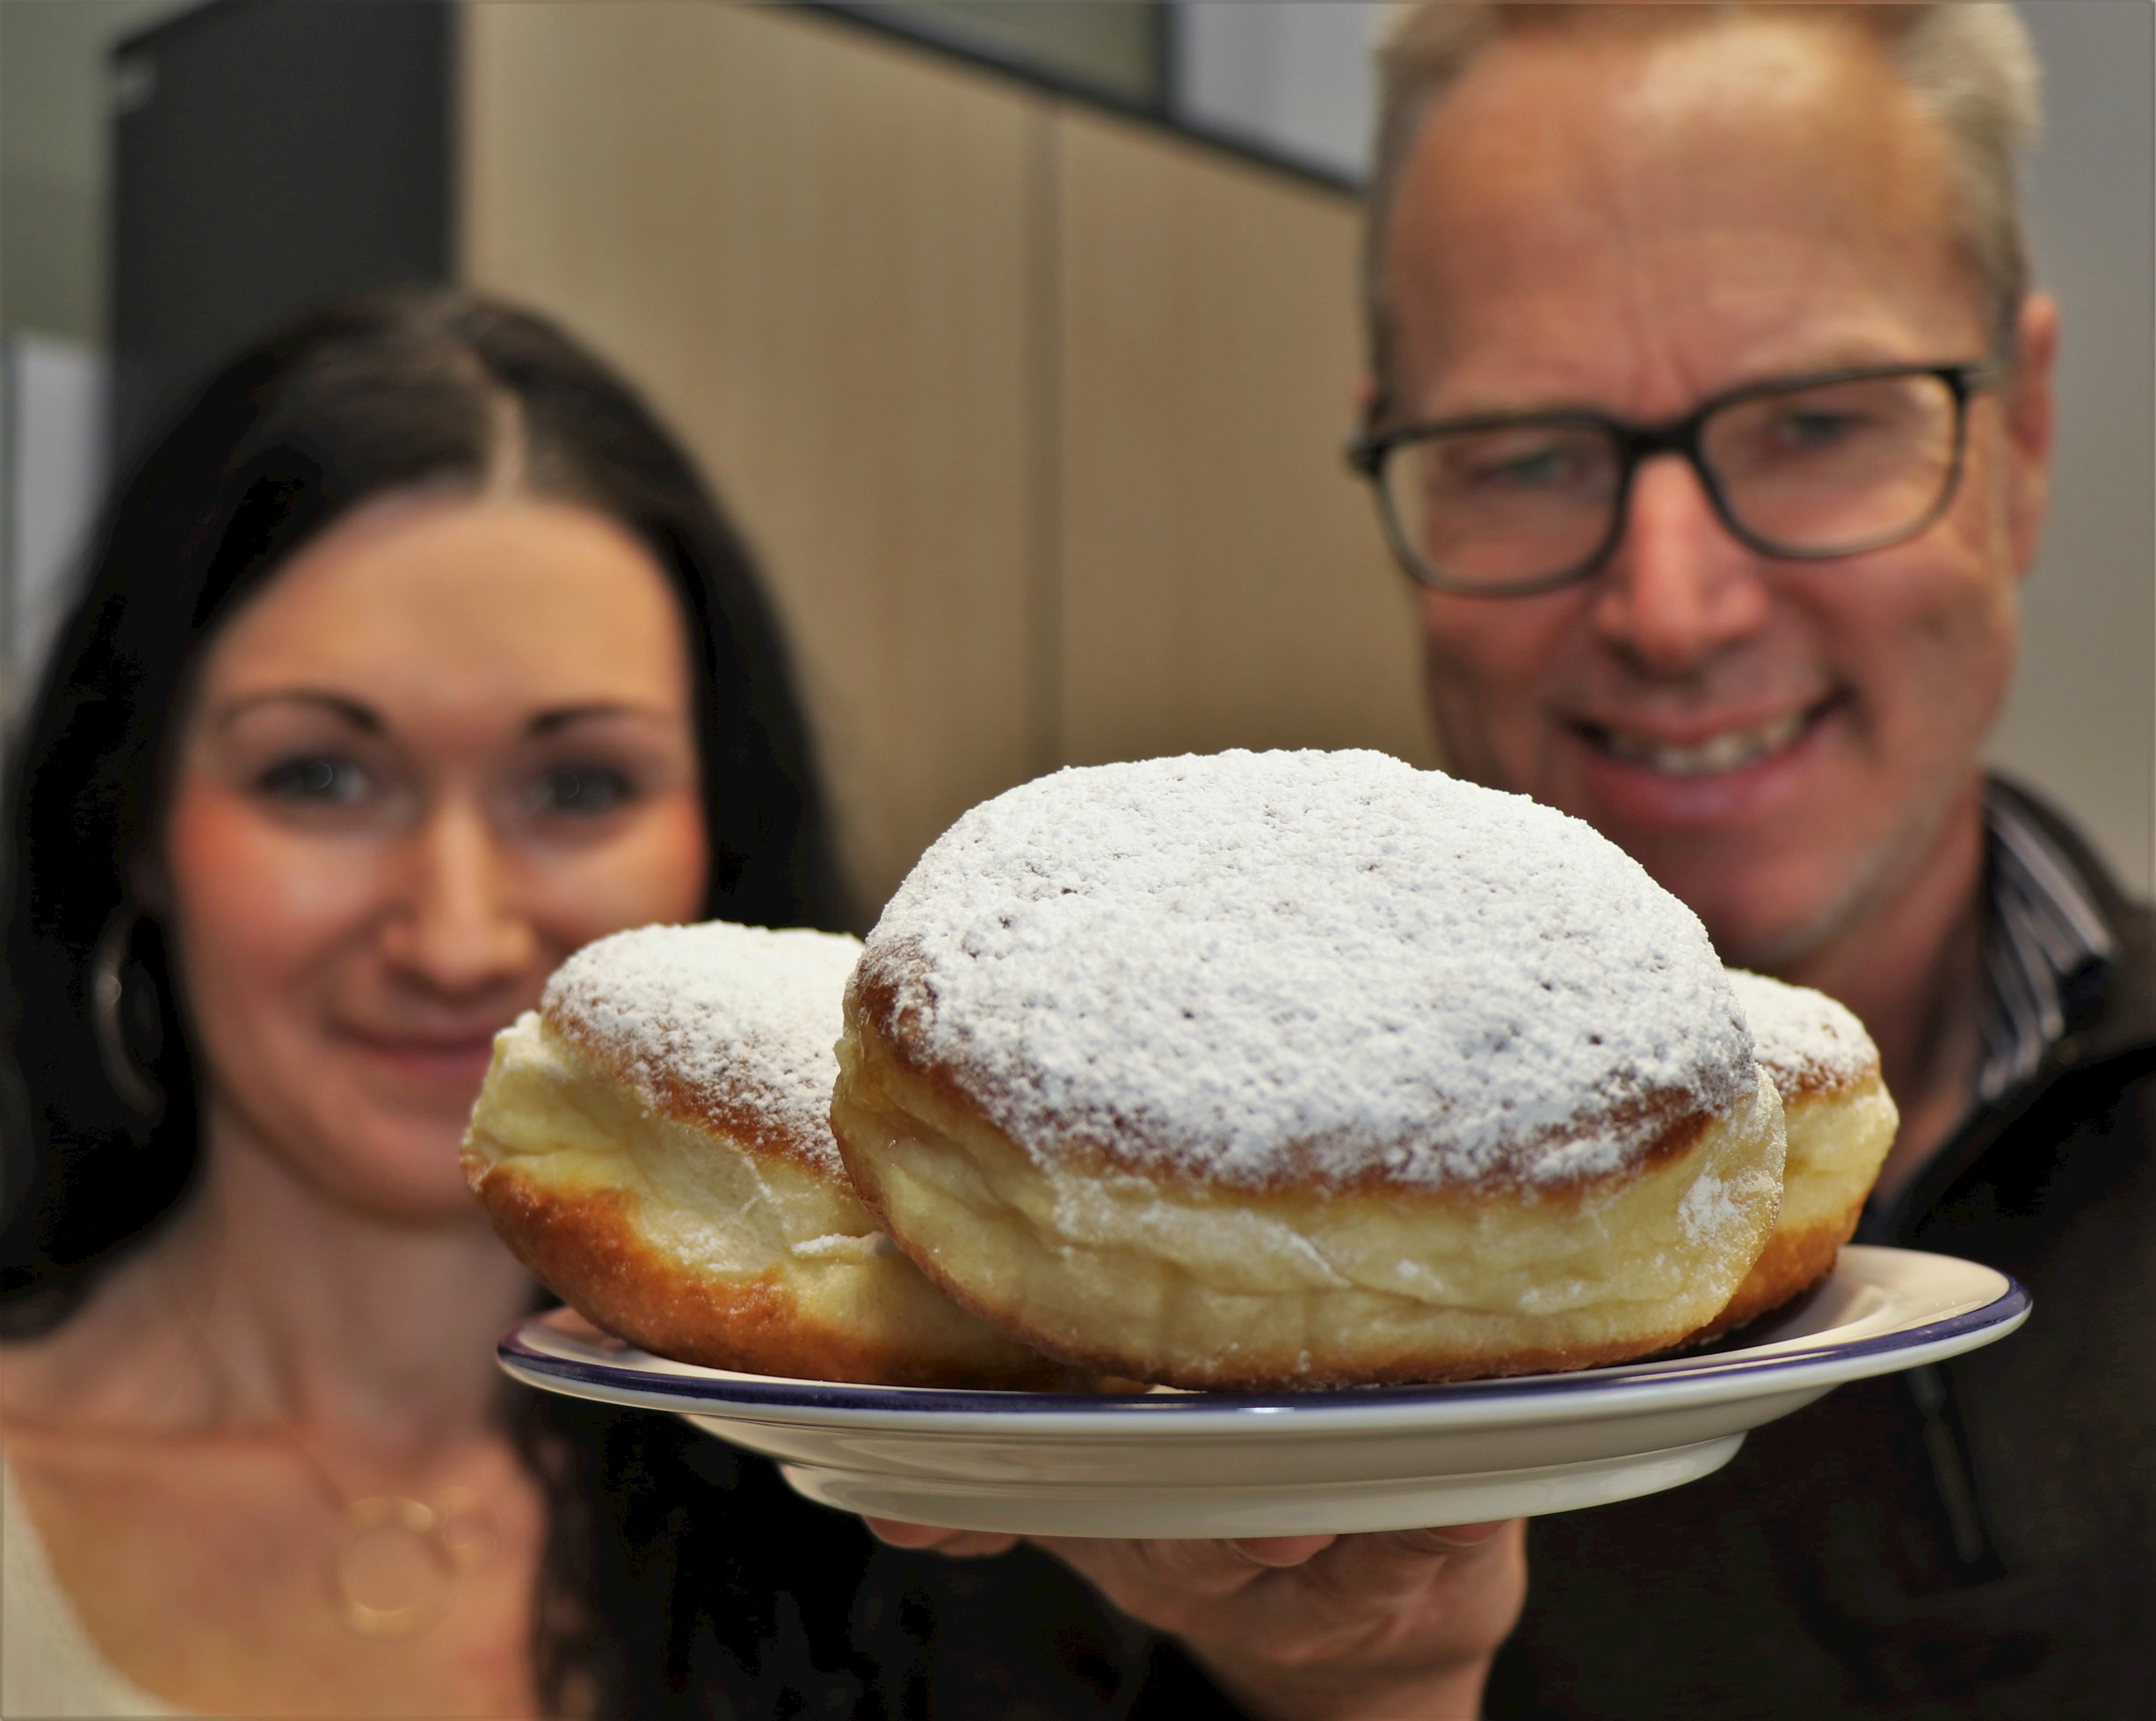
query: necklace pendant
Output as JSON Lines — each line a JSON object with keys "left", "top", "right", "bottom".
{"left": 331, "top": 1488, "right": 502, "bottom": 1638}
{"left": 334, "top": 1497, "right": 453, "bottom": 1639}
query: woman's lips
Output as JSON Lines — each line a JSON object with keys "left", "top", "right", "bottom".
{"left": 332, "top": 1027, "right": 504, "bottom": 1085}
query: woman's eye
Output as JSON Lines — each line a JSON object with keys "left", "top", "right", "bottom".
{"left": 535, "top": 764, "right": 636, "bottom": 817}
{"left": 256, "top": 755, "right": 370, "bottom": 805}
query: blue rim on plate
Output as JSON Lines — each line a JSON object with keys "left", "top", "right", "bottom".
{"left": 498, "top": 1245, "right": 2029, "bottom": 1423}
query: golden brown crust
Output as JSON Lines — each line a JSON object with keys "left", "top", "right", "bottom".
{"left": 468, "top": 1147, "right": 1094, "bottom": 1390}
{"left": 1685, "top": 1210, "right": 1856, "bottom": 1342}
{"left": 1682, "top": 1072, "right": 1896, "bottom": 1342}
{"left": 542, "top": 1008, "right": 829, "bottom": 1176}
{"left": 1761, "top": 1064, "right": 1853, "bottom": 1102}
{"left": 847, "top": 962, "right": 1717, "bottom": 1200}
{"left": 833, "top": 1004, "right": 1788, "bottom": 1390}
{"left": 841, "top": 1177, "right": 1733, "bottom": 1389}
{"left": 463, "top": 1013, "right": 1106, "bottom": 1390}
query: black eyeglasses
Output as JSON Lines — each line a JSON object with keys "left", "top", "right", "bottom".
{"left": 1347, "top": 362, "right": 1995, "bottom": 596}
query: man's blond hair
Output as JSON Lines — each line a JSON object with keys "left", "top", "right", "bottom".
{"left": 1365, "top": 3, "right": 2042, "bottom": 399}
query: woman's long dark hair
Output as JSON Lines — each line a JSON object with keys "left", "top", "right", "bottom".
{"left": 0, "top": 291, "right": 854, "bottom": 1715}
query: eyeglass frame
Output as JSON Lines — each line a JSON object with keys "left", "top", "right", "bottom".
{"left": 1345, "top": 361, "right": 1998, "bottom": 598}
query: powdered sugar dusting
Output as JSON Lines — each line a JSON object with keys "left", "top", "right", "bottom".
{"left": 544, "top": 923, "right": 861, "bottom": 1174}
{"left": 1727, "top": 969, "right": 1878, "bottom": 1096}
{"left": 1679, "top": 1164, "right": 1752, "bottom": 1247}
{"left": 862, "top": 751, "right": 1754, "bottom": 1191}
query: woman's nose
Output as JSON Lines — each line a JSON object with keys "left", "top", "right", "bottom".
{"left": 381, "top": 801, "right": 537, "bottom": 995}
{"left": 1591, "top": 455, "right": 1772, "bottom": 676}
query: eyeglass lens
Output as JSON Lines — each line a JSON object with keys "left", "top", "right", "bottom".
{"left": 1380, "top": 370, "right": 1964, "bottom": 591}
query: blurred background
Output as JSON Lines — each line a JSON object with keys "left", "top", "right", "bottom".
{"left": 1, "top": 0, "right": 2148, "bottom": 915}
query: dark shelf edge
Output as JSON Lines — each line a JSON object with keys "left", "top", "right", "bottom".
{"left": 795, "top": 1, "right": 1366, "bottom": 199}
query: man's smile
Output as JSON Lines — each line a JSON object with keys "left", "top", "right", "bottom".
{"left": 1572, "top": 698, "right": 1839, "bottom": 779}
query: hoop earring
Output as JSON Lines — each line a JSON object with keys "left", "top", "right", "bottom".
{"left": 92, "top": 907, "right": 165, "bottom": 1116}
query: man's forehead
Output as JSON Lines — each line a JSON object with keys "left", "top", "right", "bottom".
{"left": 1401, "top": 234, "right": 1974, "bottom": 419}
{"left": 1381, "top": 14, "right": 1983, "bottom": 415}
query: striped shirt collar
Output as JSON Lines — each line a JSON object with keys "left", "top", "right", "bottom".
{"left": 1977, "top": 787, "right": 2118, "bottom": 1105}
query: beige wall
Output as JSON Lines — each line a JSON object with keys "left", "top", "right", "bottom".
{"left": 458, "top": 0, "right": 1421, "bottom": 916}
{"left": 1053, "top": 108, "right": 1426, "bottom": 770}
{"left": 1988, "top": 2, "right": 2154, "bottom": 897}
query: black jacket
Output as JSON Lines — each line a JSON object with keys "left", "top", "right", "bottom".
{"left": 525, "top": 1387, "right": 1231, "bottom": 1720}
{"left": 1485, "top": 791, "right": 2156, "bottom": 1718}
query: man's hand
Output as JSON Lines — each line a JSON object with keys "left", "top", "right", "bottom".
{"left": 864, "top": 1517, "right": 1527, "bottom": 1721}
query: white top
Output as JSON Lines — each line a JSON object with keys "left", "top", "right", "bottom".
{"left": 2, "top": 1455, "right": 186, "bottom": 1716}
{"left": 860, "top": 750, "right": 1754, "bottom": 1192}
{"left": 540, "top": 922, "right": 865, "bottom": 1175}
{"left": 1727, "top": 968, "right": 1881, "bottom": 1096}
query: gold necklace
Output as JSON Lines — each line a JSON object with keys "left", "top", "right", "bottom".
{"left": 157, "top": 1267, "right": 500, "bottom": 1639}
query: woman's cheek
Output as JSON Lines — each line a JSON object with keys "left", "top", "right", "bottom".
{"left": 163, "top": 784, "right": 384, "bottom": 1029}
{"left": 535, "top": 796, "right": 710, "bottom": 949}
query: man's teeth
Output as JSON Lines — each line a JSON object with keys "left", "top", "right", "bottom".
{"left": 1599, "top": 712, "right": 1809, "bottom": 776}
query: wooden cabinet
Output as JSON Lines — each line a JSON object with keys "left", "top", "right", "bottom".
{"left": 1053, "top": 106, "right": 1425, "bottom": 773}
{"left": 459, "top": 1, "right": 1426, "bottom": 913}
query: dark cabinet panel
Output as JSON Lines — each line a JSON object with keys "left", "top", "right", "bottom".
{"left": 111, "top": 0, "right": 452, "bottom": 464}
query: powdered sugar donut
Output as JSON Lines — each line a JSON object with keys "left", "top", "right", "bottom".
{"left": 831, "top": 750, "right": 1787, "bottom": 1389}
{"left": 1694, "top": 971, "right": 1898, "bottom": 1338}
{"left": 462, "top": 922, "right": 1083, "bottom": 1388}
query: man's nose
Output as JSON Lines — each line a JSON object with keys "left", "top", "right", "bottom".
{"left": 382, "top": 800, "right": 536, "bottom": 995}
{"left": 1590, "top": 454, "right": 1771, "bottom": 676}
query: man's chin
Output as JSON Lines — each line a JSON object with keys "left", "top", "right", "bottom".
{"left": 1691, "top": 893, "right": 1865, "bottom": 974}
{"left": 1633, "top": 791, "right": 1979, "bottom": 976}
{"left": 1579, "top": 806, "right": 1859, "bottom": 958}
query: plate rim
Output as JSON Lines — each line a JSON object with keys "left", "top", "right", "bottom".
{"left": 497, "top": 1245, "right": 2029, "bottom": 1433}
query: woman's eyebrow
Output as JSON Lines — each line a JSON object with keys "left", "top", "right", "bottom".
{"left": 527, "top": 702, "right": 676, "bottom": 736}
{"left": 213, "top": 689, "right": 382, "bottom": 732}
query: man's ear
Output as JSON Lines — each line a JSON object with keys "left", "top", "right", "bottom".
{"left": 2003, "top": 291, "right": 2059, "bottom": 581}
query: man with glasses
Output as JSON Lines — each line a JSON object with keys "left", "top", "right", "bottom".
{"left": 1353, "top": 3, "right": 2154, "bottom": 1715}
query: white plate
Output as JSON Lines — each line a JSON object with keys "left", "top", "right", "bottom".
{"left": 497, "top": 1244, "right": 2027, "bottom": 1537}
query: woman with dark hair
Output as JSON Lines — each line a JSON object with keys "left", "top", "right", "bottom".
{"left": 1, "top": 294, "right": 843, "bottom": 1308}
{"left": 0, "top": 288, "right": 850, "bottom": 1715}
{"left": 0, "top": 291, "right": 1522, "bottom": 1719}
